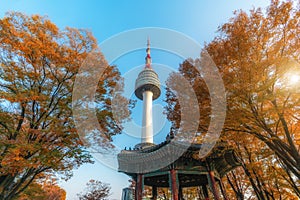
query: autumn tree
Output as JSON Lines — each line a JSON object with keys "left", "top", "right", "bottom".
{"left": 39, "top": 175, "right": 66, "bottom": 200}
{"left": 15, "top": 182, "right": 48, "bottom": 200}
{"left": 165, "top": 58, "right": 211, "bottom": 142}
{"left": 223, "top": 133, "right": 299, "bottom": 200}
{"left": 0, "top": 12, "right": 127, "bottom": 199}
{"left": 165, "top": 0, "right": 300, "bottom": 199}
{"left": 77, "top": 179, "right": 111, "bottom": 200}
{"left": 16, "top": 177, "right": 66, "bottom": 200}
{"left": 42, "top": 184, "right": 66, "bottom": 200}
{"left": 205, "top": 0, "right": 300, "bottom": 187}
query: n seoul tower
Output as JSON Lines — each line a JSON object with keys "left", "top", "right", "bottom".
{"left": 135, "top": 39, "right": 161, "bottom": 147}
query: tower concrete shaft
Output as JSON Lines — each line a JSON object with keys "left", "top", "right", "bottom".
{"left": 142, "top": 91, "right": 153, "bottom": 143}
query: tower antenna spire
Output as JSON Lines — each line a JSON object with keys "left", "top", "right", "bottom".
{"left": 145, "top": 36, "right": 151, "bottom": 68}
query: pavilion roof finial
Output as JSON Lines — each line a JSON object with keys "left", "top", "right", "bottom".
{"left": 145, "top": 37, "right": 151, "bottom": 68}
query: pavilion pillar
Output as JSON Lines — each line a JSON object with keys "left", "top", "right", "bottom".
{"left": 152, "top": 186, "right": 157, "bottom": 200}
{"left": 135, "top": 174, "right": 144, "bottom": 200}
{"left": 202, "top": 185, "right": 209, "bottom": 200}
{"left": 207, "top": 170, "right": 221, "bottom": 200}
{"left": 179, "top": 185, "right": 183, "bottom": 200}
{"left": 169, "top": 169, "right": 179, "bottom": 200}
{"left": 219, "top": 179, "right": 228, "bottom": 200}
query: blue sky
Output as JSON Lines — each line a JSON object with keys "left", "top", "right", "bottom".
{"left": 0, "top": 0, "right": 270, "bottom": 199}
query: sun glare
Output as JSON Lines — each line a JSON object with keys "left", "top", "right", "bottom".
{"left": 290, "top": 74, "right": 300, "bottom": 85}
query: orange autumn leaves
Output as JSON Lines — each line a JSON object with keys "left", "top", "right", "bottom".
{"left": 0, "top": 12, "right": 126, "bottom": 199}
{"left": 165, "top": 0, "right": 300, "bottom": 199}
